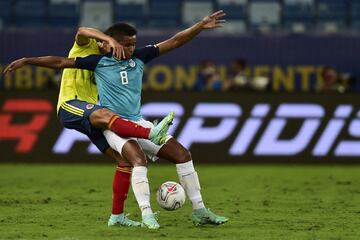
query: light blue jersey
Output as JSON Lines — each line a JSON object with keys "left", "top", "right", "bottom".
{"left": 75, "top": 45, "right": 159, "bottom": 121}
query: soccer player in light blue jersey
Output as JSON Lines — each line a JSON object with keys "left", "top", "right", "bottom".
{"left": 4, "top": 10, "right": 229, "bottom": 229}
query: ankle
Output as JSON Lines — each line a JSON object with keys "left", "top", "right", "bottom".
{"left": 191, "top": 197, "right": 205, "bottom": 210}
{"left": 141, "top": 205, "right": 153, "bottom": 216}
{"left": 110, "top": 213, "right": 124, "bottom": 218}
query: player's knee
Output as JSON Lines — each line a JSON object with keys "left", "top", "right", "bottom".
{"left": 133, "top": 158, "right": 147, "bottom": 167}
{"left": 115, "top": 157, "right": 132, "bottom": 166}
{"left": 90, "top": 108, "right": 115, "bottom": 128}
{"left": 97, "top": 108, "right": 114, "bottom": 121}
{"left": 132, "top": 156, "right": 147, "bottom": 167}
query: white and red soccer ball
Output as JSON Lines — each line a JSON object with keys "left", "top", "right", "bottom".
{"left": 156, "top": 181, "right": 186, "bottom": 211}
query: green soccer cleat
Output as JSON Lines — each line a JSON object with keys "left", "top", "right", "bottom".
{"left": 142, "top": 213, "right": 160, "bottom": 229}
{"left": 149, "top": 111, "right": 174, "bottom": 145}
{"left": 192, "top": 208, "right": 229, "bottom": 226}
{"left": 107, "top": 213, "right": 142, "bottom": 227}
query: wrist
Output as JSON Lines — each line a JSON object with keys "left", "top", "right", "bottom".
{"left": 105, "top": 36, "right": 115, "bottom": 44}
{"left": 197, "top": 20, "right": 206, "bottom": 29}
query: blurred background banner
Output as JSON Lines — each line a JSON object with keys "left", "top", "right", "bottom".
{"left": 1, "top": 91, "right": 360, "bottom": 163}
{"left": 1, "top": 32, "right": 360, "bottom": 92}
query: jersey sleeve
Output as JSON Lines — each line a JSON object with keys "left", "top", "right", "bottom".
{"left": 133, "top": 45, "right": 160, "bottom": 64}
{"left": 74, "top": 54, "right": 103, "bottom": 71}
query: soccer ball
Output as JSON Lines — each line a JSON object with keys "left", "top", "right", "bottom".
{"left": 156, "top": 181, "right": 186, "bottom": 211}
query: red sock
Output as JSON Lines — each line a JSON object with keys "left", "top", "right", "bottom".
{"left": 112, "top": 166, "right": 132, "bottom": 215}
{"left": 108, "top": 115, "right": 150, "bottom": 139}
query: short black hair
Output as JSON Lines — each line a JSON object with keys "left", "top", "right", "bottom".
{"left": 104, "top": 23, "right": 137, "bottom": 40}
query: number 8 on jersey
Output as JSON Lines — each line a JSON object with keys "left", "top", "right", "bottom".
{"left": 120, "top": 71, "right": 128, "bottom": 85}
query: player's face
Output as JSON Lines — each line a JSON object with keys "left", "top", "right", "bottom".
{"left": 119, "top": 35, "right": 136, "bottom": 60}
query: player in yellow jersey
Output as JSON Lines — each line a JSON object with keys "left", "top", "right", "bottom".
{"left": 4, "top": 27, "right": 174, "bottom": 227}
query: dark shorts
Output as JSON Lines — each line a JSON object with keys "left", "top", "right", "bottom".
{"left": 58, "top": 99, "right": 110, "bottom": 153}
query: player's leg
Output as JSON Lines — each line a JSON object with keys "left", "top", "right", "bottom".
{"left": 157, "top": 138, "right": 229, "bottom": 226}
{"left": 88, "top": 128, "right": 141, "bottom": 227}
{"left": 104, "top": 148, "right": 142, "bottom": 227}
{"left": 103, "top": 130, "right": 160, "bottom": 229}
{"left": 58, "top": 103, "right": 141, "bottom": 226}
{"left": 134, "top": 119, "right": 227, "bottom": 226}
{"left": 89, "top": 107, "right": 174, "bottom": 144}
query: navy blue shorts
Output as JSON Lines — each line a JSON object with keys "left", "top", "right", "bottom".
{"left": 58, "top": 100, "right": 110, "bottom": 153}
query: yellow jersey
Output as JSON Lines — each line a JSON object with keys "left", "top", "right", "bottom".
{"left": 56, "top": 39, "right": 100, "bottom": 112}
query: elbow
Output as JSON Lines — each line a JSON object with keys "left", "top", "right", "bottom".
{"left": 77, "top": 27, "right": 87, "bottom": 36}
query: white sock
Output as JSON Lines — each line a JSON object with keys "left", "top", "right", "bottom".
{"left": 131, "top": 166, "right": 153, "bottom": 216}
{"left": 176, "top": 160, "right": 205, "bottom": 210}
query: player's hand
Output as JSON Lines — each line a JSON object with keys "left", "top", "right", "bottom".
{"left": 3, "top": 58, "right": 27, "bottom": 74}
{"left": 200, "top": 10, "right": 226, "bottom": 29}
{"left": 108, "top": 38, "right": 125, "bottom": 60}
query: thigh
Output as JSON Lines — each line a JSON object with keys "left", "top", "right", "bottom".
{"left": 59, "top": 100, "right": 102, "bottom": 132}
{"left": 103, "top": 130, "right": 146, "bottom": 166}
{"left": 122, "top": 140, "right": 147, "bottom": 167}
{"left": 137, "top": 138, "right": 162, "bottom": 160}
{"left": 58, "top": 100, "right": 110, "bottom": 153}
{"left": 87, "top": 129, "right": 111, "bottom": 153}
{"left": 103, "top": 130, "right": 132, "bottom": 156}
{"left": 134, "top": 119, "right": 171, "bottom": 161}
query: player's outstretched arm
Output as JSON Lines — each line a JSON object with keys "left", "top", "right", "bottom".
{"left": 3, "top": 56, "right": 75, "bottom": 74}
{"left": 76, "top": 27, "right": 125, "bottom": 60}
{"left": 156, "top": 10, "right": 226, "bottom": 54}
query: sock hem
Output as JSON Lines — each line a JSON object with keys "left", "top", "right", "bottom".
{"left": 108, "top": 115, "right": 119, "bottom": 129}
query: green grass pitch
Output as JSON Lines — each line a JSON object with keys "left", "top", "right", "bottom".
{"left": 0, "top": 164, "right": 359, "bottom": 240}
